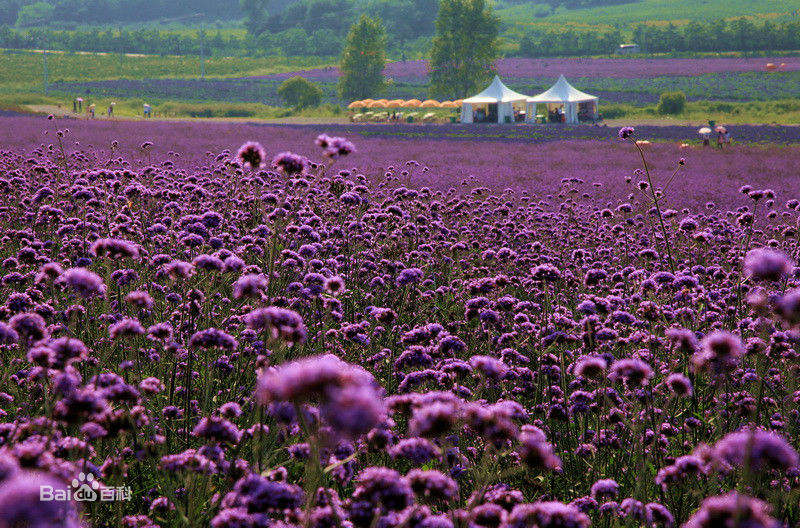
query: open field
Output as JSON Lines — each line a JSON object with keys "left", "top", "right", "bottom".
{"left": 1, "top": 113, "right": 800, "bottom": 527}
{"left": 497, "top": 0, "right": 800, "bottom": 29}
{"left": 48, "top": 71, "right": 800, "bottom": 106}
{"left": 0, "top": 49, "right": 332, "bottom": 90}
{"left": 3, "top": 115, "right": 799, "bottom": 210}
{"left": 4, "top": 51, "right": 800, "bottom": 124}
{"left": 252, "top": 57, "right": 800, "bottom": 82}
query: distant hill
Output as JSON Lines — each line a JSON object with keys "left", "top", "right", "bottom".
{"left": 1, "top": 0, "right": 243, "bottom": 27}
{"left": 497, "top": 0, "right": 800, "bottom": 30}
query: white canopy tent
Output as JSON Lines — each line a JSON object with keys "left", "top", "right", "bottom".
{"left": 526, "top": 75, "right": 599, "bottom": 124}
{"left": 460, "top": 76, "right": 530, "bottom": 124}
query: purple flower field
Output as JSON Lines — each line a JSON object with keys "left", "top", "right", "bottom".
{"left": 0, "top": 115, "right": 800, "bottom": 527}
{"left": 254, "top": 57, "right": 800, "bottom": 82}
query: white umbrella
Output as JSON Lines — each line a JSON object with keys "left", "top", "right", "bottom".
{"left": 698, "top": 127, "right": 711, "bottom": 135}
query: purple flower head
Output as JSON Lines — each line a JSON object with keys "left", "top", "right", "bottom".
{"left": 506, "top": 501, "right": 591, "bottom": 528}
{"left": 159, "top": 449, "right": 218, "bottom": 474}
{"left": 324, "top": 276, "right": 346, "bottom": 295}
{"left": 147, "top": 322, "right": 173, "bottom": 341}
{"left": 608, "top": 358, "right": 653, "bottom": 386}
{"left": 713, "top": 430, "right": 798, "bottom": 473}
{"left": 574, "top": 356, "right": 607, "bottom": 380}
{"left": 350, "top": 467, "right": 413, "bottom": 515}
{"left": 189, "top": 328, "right": 238, "bottom": 351}
{"left": 665, "top": 373, "right": 693, "bottom": 397}
{"left": 232, "top": 274, "right": 268, "bottom": 300}
{"left": 272, "top": 151, "right": 308, "bottom": 175}
{"left": 89, "top": 238, "right": 140, "bottom": 260}
{"left": 9, "top": 312, "right": 48, "bottom": 344}
{"left": 409, "top": 401, "right": 460, "bottom": 438}
{"left": 256, "top": 354, "right": 384, "bottom": 438}
{"left": 0, "top": 322, "right": 19, "bottom": 344}
{"left": 193, "top": 416, "right": 242, "bottom": 445}
{"left": 469, "top": 355, "right": 509, "bottom": 380}
{"left": 244, "top": 307, "right": 306, "bottom": 344}
{"left": 397, "top": 267, "right": 424, "bottom": 286}
{"left": 320, "top": 383, "right": 387, "bottom": 439}
{"left": 517, "top": 427, "right": 561, "bottom": 472}
{"left": 775, "top": 288, "right": 800, "bottom": 327}
{"left": 691, "top": 331, "right": 744, "bottom": 376}
{"left": 684, "top": 492, "right": 778, "bottom": 528}
{"left": 743, "top": 247, "right": 794, "bottom": 282}
{"left": 0, "top": 470, "right": 81, "bottom": 528}
{"left": 109, "top": 317, "right": 146, "bottom": 340}
{"left": 44, "top": 337, "right": 90, "bottom": 369}
{"left": 590, "top": 479, "right": 619, "bottom": 501}
{"left": 57, "top": 268, "right": 106, "bottom": 298}
{"left": 225, "top": 473, "right": 304, "bottom": 512}
{"left": 124, "top": 290, "right": 154, "bottom": 310}
{"left": 618, "top": 126, "right": 635, "bottom": 140}
{"left": 317, "top": 134, "right": 356, "bottom": 158}
{"left": 236, "top": 141, "right": 266, "bottom": 170}
{"left": 406, "top": 469, "right": 458, "bottom": 502}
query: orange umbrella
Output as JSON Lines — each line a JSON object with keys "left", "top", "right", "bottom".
{"left": 387, "top": 99, "right": 404, "bottom": 107}
{"left": 361, "top": 98, "right": 375, "bottom": 104}
{"left": 368, "top": 101, "right": 388, "bottom": 108}
{"left": 439, "top": 101, "right": 458, "bottom": 108}
{"left": 420, "top": 99, "right": 441, "bottom": 108}
{"left": 348, "top": 101, "right": 366, "bottom": 109}
{"left": 453, "top": 99, "right": 464, "bottom": 105}
{"left": 401, "top": 99, "right": 422, "bottom": 108}
{"left": 375, "top": 99, "right": 389, "bottom": 104}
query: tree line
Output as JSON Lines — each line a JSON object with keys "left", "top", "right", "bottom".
{"left": 242, "top": 0, "right": 436, "bottom": 58}
{"left": 0, "top": 26, "right": 251, "bottom": 56}
{"left": 631, "top": 18, "right": 800, "bottom": 54}
{"left": 2, "top": 0, "right": 241, "bottom": 27}
{"left": 4, "top": 15, "right": 800, "bottom": 60}
{"left": 517, "top": 17, "right": 800, "bottom": 57}
{"left": 0, "top": 26, "right": 350, "bottom": 57}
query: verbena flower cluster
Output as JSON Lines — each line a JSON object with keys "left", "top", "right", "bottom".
{"left": 0, "top": 120, "right": 798, "bottom": 528}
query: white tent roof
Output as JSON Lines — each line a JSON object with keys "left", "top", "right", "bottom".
{"left": 463, "top": 75, "right": 529, "bottom": 104}
{"left": 528, "top": 74, "right": 598, "bottom": 103}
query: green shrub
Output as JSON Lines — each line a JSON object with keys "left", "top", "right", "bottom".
{"left": 277, "top": 76, "right": 323, "bottom": 109}
{"left": 657, "top": 91, "right": 686, "bottom": 115}
{"left": 599, "top": 104, "right": 627, "bottom": 119}
{"left": 709, "top": 102, "right": 734, "bottom": 113}
{"left": 222, "top": 108, "right": 255, "bottom": 118}
{"left": 188, "top": 109, "right": 214, "bottom": 118}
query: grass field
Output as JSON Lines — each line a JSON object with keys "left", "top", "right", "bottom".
{"left": 0, "top": 49, "right": 333, "bottom": 91}
{"left": 3, "top": 46, "right": 800, "bottom": 124}
{"left": 498, "top": 0, "right": 800, "bottom": 31}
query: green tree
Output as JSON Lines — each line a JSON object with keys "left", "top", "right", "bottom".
{"left": 280, "top": 27, "right": 310, "bottom": 56}
{"left": 310, "top": 29, "right": 343, "bottom": 56}
{"left": 367, "top": 0, "right": 437, "bottom": 59}
{"left": 657, "top": 91, "right": 686, "bottom": 115}
{"left": 15, "top": 2, "right": 54, "bottom": 27}
{"left": 337, "top": 15, "right": 387, "bottom": 101}
{"left": 241, "top": 0, "right": 270, "bottom": 36}
{"left": 278, "top": 76, "right": 324, "bottom": 108}
{"left": 428, "top": 0, "right": 499, "bottom": 99}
